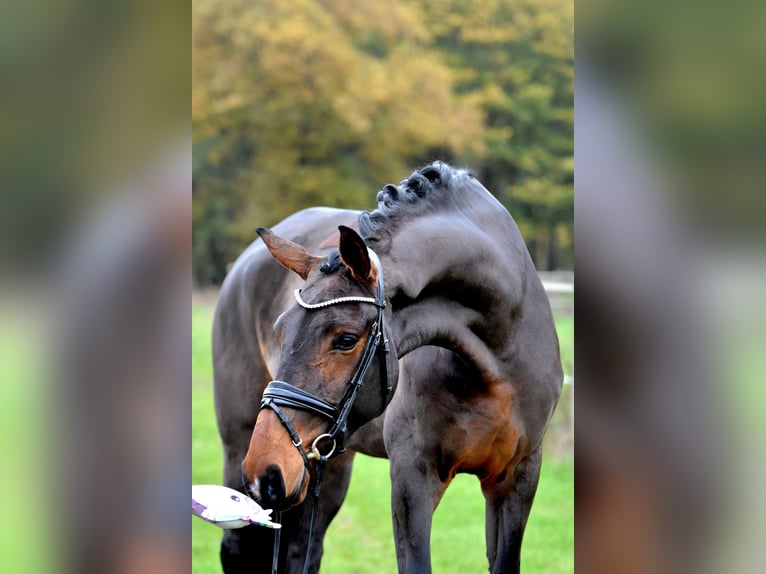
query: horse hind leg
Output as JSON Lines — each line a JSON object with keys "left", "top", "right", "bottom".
{"left": 482, "top": 448, "right": 543, "bottom": 574}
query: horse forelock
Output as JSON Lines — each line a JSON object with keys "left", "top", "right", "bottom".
{"left": 359, "top": 161, "right": 479, "bottom": 245}
{"left": 319, "top": 250, "right": 343, "bottom": 274}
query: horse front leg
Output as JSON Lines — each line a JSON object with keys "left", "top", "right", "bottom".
{"left": 482, "top": 448, "right": 543, "bottom": 574}
{"left": 388, "top": 449, "right": 448, "bottom": 574}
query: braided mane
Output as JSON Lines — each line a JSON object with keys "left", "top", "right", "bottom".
{"left": 358, "top": 161, "right": 478, "bottom": 246}
{"left": 319, "top": 161, "right": 488, "bottom": 274}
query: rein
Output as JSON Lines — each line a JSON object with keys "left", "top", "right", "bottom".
{"left": 258, "top": 249, "right": 393, "bottom": 574}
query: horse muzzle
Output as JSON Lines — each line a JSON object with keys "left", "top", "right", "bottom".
{"left": 242, "top": 459, "right": 309, "bottom": 511}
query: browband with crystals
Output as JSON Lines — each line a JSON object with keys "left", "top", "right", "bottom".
{"left": 293, "top": 248, "right": 386, "bottom": 309}
{"left": 293, "top": 289, "right": 385, "bottom": 310}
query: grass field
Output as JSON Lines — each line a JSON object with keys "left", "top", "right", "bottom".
{"left": 193, "top": 301, "right": 573, "bottom": 573}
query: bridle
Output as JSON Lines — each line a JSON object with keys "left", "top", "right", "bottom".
{"left": 260, "top": 248, "right": 393, "bottom": 476}
{"left": 257, "top": 249, "right": 394, "bottom": 574}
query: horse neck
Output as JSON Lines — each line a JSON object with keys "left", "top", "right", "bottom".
{"left": 381, "top": 213, "right": 531, "bottom": 382}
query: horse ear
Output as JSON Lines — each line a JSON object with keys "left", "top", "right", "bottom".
{"left": 338, "top": 225, "right": 375, "bottom": 285}
{"left": 256, "top": 227, "right": 322, "bottom": 280}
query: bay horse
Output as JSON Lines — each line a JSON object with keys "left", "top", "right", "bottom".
{"left": 212, "top": 162, "right": 563, "bottom": 573}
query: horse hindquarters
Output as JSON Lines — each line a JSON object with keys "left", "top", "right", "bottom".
{"left": 482, "top": 447, "right": 543, "bottom": 574}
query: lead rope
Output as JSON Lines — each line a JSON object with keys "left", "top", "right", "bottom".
{"left": 269, "top": 454, "right": 329, "bottom": 574}
{"left": 271, "top": 510, "right": 281, "bottom": 574}
{"left": 301, "top": 454, "right": 328, "bottom": 574}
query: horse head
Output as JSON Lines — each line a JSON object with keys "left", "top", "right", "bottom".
{"left": 242, "top": 225, "right": 397, "bottom": 510}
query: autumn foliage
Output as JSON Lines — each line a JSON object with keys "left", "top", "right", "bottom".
{"left": 193, "top": 0, "right": 573, "bottom": 284}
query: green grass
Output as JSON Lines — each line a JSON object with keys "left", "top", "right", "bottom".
{"left": 0, "top": 311, "right": 53, "bottom": 574}
{"left": 192, "top": 303, "right": 223, "bottom": 573}
{"left": 555, "top": 315, "right": 574, "bottom": 377}
{"left": 192, "top": 301, "right": 573, "bottom": 573}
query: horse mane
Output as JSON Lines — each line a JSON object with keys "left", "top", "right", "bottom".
{"left": 358, "top": 161, "right": 479, "bottom": 247}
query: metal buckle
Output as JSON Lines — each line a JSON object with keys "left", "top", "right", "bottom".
{"left": 306, "top": 433, "right": 336, "bottom": 460}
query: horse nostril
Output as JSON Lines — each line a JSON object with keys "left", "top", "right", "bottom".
{"left": 260, "top": 464, "right": 286, "bottom": 507}
{"left": 241, "top": 469, "right": 261, "bottom": 501}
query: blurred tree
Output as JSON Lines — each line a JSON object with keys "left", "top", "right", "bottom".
{"left": 410, "top": 0, "right": 574, "bottom": 269}
{"left": 192, "top": 0, "right": 573, "bottom": 284}
{"left": 192, "top": 0, "right": 482, "bottom": 284}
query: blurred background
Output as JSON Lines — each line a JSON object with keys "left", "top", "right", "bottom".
{"left": 576, "top": 0, "right": 766, "bottom": 572}
{"left": 192, "top": 0, "right": 574, "bottom": 286}
{"left": 0, "top": 1, "right": 189, "bottom": 573}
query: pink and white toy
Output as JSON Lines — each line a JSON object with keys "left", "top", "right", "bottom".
{"left": 192, "top": 484, "right": 281, "bottom": 529}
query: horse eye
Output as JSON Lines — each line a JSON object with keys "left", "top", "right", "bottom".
{"left": 333, "top": 334, "right": 359, "bottom": 351}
